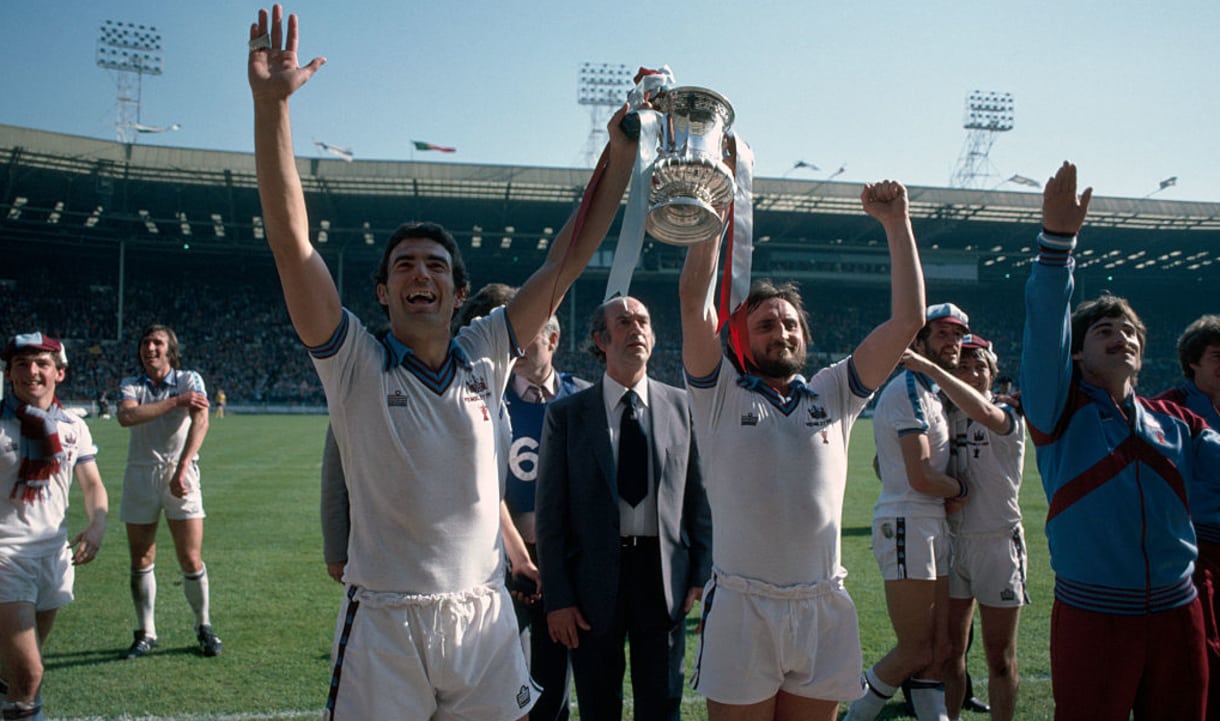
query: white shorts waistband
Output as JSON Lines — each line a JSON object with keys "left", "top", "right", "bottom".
{"left": 711, "top": 568, "right": 846, "bottom": 600}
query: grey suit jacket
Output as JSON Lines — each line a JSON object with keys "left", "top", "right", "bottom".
{"left": 535, "top": 377, "right": 712, "bottom": 633}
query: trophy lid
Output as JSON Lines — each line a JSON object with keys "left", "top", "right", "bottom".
{"left": 653, "top": 86, "right": 735, "bottom": 129}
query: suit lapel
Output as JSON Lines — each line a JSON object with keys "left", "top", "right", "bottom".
{"left": 586, "top": 380, "right": 617, "bottom": 500}
{"left": 646, "top": 379, "right": 666, "bottom": 485}
{"left": 647, "top": 379, "right": 673, "bottom": 532}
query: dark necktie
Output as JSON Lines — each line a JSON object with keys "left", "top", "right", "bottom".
{"left": 617, "top": 390, "right": 648, "bottom": 507}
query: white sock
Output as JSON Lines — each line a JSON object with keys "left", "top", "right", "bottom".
{"left": 183, "top": 564, "right": 211, "bottom": 630}
{"left": 908, "top": 678, "right": 950, "bottom": 721}
{"left": 130, "top": 565, "right": 157, "bottom": 638}
{"left": 843, "top": 667, "right": 895, "bottom": 721}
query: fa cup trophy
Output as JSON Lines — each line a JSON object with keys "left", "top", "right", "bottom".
{"left": 603, "top": 67, "right": 752, "bottom": 304}
{"left": 643, "top": 86, "right": 737, "bottom": 246}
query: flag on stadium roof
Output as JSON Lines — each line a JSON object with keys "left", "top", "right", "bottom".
{"left": 1160, "top": 176, "right": 1178, "bottom": 190}
{"left": 412, "top": 140, "right": 457, "bottom": 153}
{"left": 314, "top": 141, "right": 354, "bottom": 162}
{"left": 1007, "top": 174, "right": 1041, "bottom": 188}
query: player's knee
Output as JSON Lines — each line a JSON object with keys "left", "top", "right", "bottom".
{"left": 176, "top": 548, "right": 204, "bottom": 573}
{"left": 986, "top": 648, "right": 1018, "bottom": 679}
{"left": 896, "top": 642, "right": 934, "bottom": 673}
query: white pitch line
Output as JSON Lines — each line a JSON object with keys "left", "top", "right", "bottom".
{"left": 55, "top": 712, "right": 319, "bottom": 721}
{"left": 55, "top": 676, "right": 1056, "bottom": 720}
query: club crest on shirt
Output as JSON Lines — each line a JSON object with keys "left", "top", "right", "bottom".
{"left": 740, "top": 412, "right": 759, "bottom": 426}
{"left": 805, "top": 404, "right": 830, "bottom": 429}
{"left": 386, "top": 390, "right": 410, "bottom": 407}
{"left": 466, "top": 375, "right": 489, "bottom": 397}
{"left": 1143, "top": 414, "right": 1168, "bottom": 446}
{"left": 516, "top": 684, "right": 531, "bottom": 708}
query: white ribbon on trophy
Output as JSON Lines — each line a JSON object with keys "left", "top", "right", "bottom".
{"left": 604, "top": 110, "right": 662, "bottom": 301}
{"left": 719, "top": 134, "right": 754, "bottom": 321}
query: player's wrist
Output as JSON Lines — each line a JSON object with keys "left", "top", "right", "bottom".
{"left": 954, "top": 477, "right": 969, "bottom": 499}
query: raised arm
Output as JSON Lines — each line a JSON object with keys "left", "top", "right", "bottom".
{"left": 851, "top": 181, "right": 926, "bottom": 390}
{"left": 899, "top": 350, "right": 1011, "bottom": 434}
{"left": 1020, "top": 162, "right": 1093, "bottom": 433}
{"left": 248, "top": 5, "right": 338, "bottom": 346}
{"left": 506, "top": 106, "right": 637, "bottom": 345}
{"left": 678, "top": 226, "right": 725, "bottom": 379}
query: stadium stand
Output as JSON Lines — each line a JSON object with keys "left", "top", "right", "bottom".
{"left": 2, "top": 124, "right": 1218, "bottom": 408}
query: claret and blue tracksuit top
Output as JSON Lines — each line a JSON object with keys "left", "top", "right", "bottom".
{"left": 1156, "top": 380, "right": 1220, "bottom": 545}
{"left": 1021, "top": 231, "right": 1220, "bottom": 615}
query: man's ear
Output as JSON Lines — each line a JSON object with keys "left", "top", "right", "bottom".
{"left": 375, "top": 283, "right": 389, "bottom": 308}
{"left": 453, "top": 287, "right": 468, "bottom": 310}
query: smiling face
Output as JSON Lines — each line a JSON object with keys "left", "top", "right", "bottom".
{"left": 140, "top": 329, "right": 175, "bottom": 381}
{"left": 1074, "top": 315, "right": 1143, "bottom": 388}
{"left": 7, "top": 350, "right": 65, "bottom": 410}
{"left": 746, "top": 297, "right": 807, "bottom": 382}
{"left": 917, "top": 319, "right": 966, "bottom": 371}
{"left": 955, "top": 348, "right": 995, "bottom": 395}
{"left": 376, "top": 237, "right": 467, "bottom": 328}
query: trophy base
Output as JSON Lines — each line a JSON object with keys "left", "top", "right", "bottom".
{"left": 646, "top": 197, "right": 724, "bottom": 246}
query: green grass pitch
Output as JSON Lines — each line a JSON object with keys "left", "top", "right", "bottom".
{"left": 45, "top": 414, "right": 1056, "bottom": 720}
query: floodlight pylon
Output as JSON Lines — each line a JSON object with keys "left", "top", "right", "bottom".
{"left": 950, "top": 90, "right": 1014, "bottom": 189}
{"left": 96, "top": 20, "right": 164, "bottom": 144}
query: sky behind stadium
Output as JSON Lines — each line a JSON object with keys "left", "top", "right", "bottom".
{"left": 2, "top": 0, "right": 1217, "bottom": 202}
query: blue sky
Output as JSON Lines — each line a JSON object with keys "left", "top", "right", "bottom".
{"left": 2, "top": 0, "right": 1217, "bottom": 201}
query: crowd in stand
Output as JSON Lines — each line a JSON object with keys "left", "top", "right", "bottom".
{"left": 0, "top": 265, "right": 1196, "bottom": 407}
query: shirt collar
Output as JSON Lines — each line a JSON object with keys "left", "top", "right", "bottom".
{"left": 142, "top": 369, "right": 178, "bottom": 388}
{"left": 603, "top": 372, "right": 649, "bottom": 410}
{"left": 736, "top": 372, "right": 816, "bottom": 401}
{"left": 512, "top": 367, "right": 558, "bottom": 400}
{"left": 382, "top": 333, "right": 472, "bottom": 371}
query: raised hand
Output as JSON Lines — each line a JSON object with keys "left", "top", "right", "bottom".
{"left": 898, "top": 348, "right": 935, "bottom": 376}
{"left": 860, "top": 179, "right": 910, "bottom": 225}
{"left": 247, "top": 4, "right": 326, "bottom": 102}
{"left": 605, "top": 103, "right": 640, "bottom": 163}
{"left": 1042, "top": 161, "right": 1093, "bottom": 236}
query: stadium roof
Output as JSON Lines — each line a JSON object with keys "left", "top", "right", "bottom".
{"left": 3, "top": 123, "right": 1219, "bottom": 286}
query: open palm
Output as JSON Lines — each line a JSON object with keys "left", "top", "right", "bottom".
{"left": 247, "top": 5, "right": 325, "bottom": 102}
